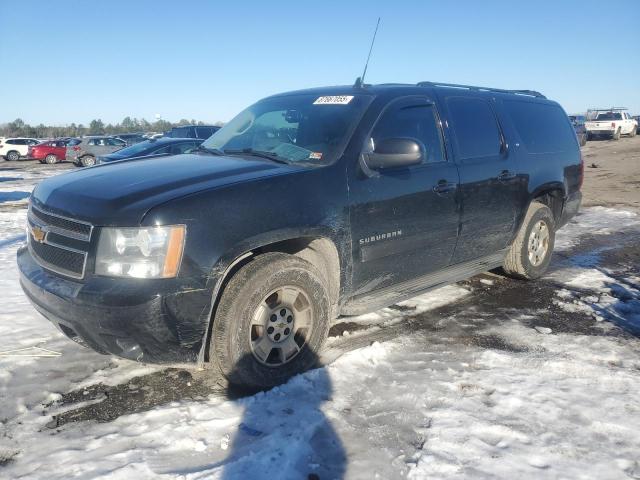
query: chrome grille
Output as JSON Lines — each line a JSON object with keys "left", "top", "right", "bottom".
{"left": 29, "top": 205, "right": 92, "bottom": 241}
{"left": 27, "top": 204, "right": 93, "bottom": 279}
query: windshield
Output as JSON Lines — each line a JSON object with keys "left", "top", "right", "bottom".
{"left": 202, "top": 93, "right": 372, "bottom": 164}
{"left": 596, "top": 112, "right": 622, "bottom": 120}
{"left": 110, "top": 140, "right": 157, "bottom": 157}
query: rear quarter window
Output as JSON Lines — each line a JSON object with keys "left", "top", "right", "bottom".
{"left": 504, "top": 100, "right": 575, "bottom": 153}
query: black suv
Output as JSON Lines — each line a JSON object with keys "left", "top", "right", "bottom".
{"left": 164, "top": 125, "right": 220, "bottom": 139}
{"left": 18, "top": 82, "right": 582, "bottom": 388}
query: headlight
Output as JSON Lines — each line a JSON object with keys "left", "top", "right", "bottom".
{"left": 95, "top": 225, "right": 185, "bottom": 278}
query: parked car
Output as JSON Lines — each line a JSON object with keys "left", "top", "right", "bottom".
{"left": 68, "top": 136, "right": 126, "bottom": 167}
{"left": 569, "top": 115, "right": 587, "bottom": 146}
{"left": 97, "top": 137, "right": 203, "bottom": 164}
{"left": 28, "top": 139, "right": 77, "bottom": 164}
{"left": 18, "top": 81, "right": 582, "bottom": 389}
{"left": 164, "top": 125, "right": 220, "bottom": 139}
{"left": 115, "top": 133, "right": 147, "bottom": 146}
{"left": 633, "top": 115, "right": 640, "bottom": 134}
{"left": 0, "top": 138, "right": 41, "bottom": 161}
{"left": 585, "top": 109, "right": 637, "bottom": 140}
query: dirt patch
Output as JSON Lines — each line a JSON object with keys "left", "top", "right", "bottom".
{"left": 43, "top": 369, "right": 226, "bottom": 429}
{"left": 580, "top": 137, "right": 640, "bottom": 210}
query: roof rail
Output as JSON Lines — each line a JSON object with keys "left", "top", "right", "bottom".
{"left": 587, "top": 107, "right": 628, "bottom": 112}
{"left": 417, "top": 81, "right": 546, "bottom": 99}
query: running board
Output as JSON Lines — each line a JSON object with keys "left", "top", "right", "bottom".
{"left": 340, "top": 251, "right": 506, "bottom": 316}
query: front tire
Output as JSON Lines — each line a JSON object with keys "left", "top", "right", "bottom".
{"left": 503, "top": 202, "right": 555, "bottom": 280}
{"left": 45, "top": 154, "right": 58, "bottom": 164}
{"left": 80, "top": 155, "right": 95, "bottom": 167}
{"left": 211, "top": 252, "right": 331, "bottom": 389}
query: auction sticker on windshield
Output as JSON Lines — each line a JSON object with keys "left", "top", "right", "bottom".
{"left": 313, "top": 95, "right": 354, "bottom": 105}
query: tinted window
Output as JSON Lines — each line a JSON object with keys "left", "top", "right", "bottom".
{"left": 596, "top": 112, "right": 622, "bottom": 120}
{"left": 66, "top": 138, "right": 81, "bottom": 146}
{"left": 369, "top": 102, "right": 445, "bottom": 164}
{"left": 168, "top": 126, "right": 192, "bottom": 138}
{"left": 446, "top": 97, "right": 501, "bottom": 159}
{"left": 504, "top": 100, "right": 575, "bottom": 153}
{"left": 106, "top": 138, "right": 124, "bottom": 146}
{"left": 195, "top": 126, "right": 216, "bottom": 139}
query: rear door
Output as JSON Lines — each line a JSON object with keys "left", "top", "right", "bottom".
{"left": 440, "top": 94, "right": 523, "bottom": 263}
{"left": 349, "top": 96, "right": 461, "bottom": 295}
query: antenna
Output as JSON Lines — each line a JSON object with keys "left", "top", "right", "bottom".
{"left": 355, "top": 17, "right": 381, "bottom": 88}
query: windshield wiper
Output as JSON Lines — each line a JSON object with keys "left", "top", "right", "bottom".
{"left": 224, "top": 148, "right": 290, "bottom": 164}
{"left": 193, "top": 145, "right": 225, "bottom": 155}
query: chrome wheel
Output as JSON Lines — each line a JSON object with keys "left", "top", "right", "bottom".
{"left": 250, "top": 286, "right": 313, "bottom": 367}
{"left": 528, "top": 220, "right": 549, "bottom": 267}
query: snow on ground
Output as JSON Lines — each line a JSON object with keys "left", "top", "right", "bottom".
{"left": 1, "top": 205, "right": 639, "bottom": 479}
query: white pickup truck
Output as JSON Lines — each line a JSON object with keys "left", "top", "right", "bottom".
{"left": 585, "top": 110, "right": 638, "bottom": 140}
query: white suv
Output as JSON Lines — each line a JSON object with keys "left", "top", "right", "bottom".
{"left": 0, "top": 138, "right": 41, "bottom": 161}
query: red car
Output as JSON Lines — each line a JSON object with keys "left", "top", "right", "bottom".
{"left": 28, "top": 140, "right": 69, "bottom": 164}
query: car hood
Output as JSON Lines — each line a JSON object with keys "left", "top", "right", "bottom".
{"left": 31, "top": 153, "right": 293, "bottom": 225}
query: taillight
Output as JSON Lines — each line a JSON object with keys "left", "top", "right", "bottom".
{"left": 73, "top": 146, "right": 80, "bottom": 151}
{"left": 612, "top": 122, "right": 616, "bottom": 128}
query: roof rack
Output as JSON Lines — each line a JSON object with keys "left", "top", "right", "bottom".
{"left": 587, "top": 107, "right": 628, "bottom": 112}
{"left": 417, "top": 81, "right": 546, "bottom": 99}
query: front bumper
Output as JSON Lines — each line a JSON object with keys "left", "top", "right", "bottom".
{"left": 558, "top": 191, "right": 582, "bottom": 229}
{"left": 17, "top": 245, "right": 214, "bottom": 364}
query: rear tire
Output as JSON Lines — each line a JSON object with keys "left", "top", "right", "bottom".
{"left": 211, "top": 252, "right": 331, "bottom": 389}
{"left": 80, "top": 155, "right": 95, "bottom": 167}
{"left": 45, "top": 154, "right": 58, "bottom": 164}
{"left": 503, "top": 202, "right": 555, "bottom": 280}
{"left": 612, "top": 129, "right": 621, "bottom": 140}
{"left": 6, "top": 151, "right": 19, "bottom": 161}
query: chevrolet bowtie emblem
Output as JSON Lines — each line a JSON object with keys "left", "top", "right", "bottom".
{"left": 30, "top": 225, "right": 46, "bottom": 243}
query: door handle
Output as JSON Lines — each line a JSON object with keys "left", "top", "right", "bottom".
{"left": 432, "top": 180, "right": 457, "bottom": 195}
{"left": 497, "top": 170, "right": 516, "bottom": 182}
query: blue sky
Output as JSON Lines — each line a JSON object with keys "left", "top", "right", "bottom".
{"left": 1, "top": 0, "right": 638, "bottom": 125}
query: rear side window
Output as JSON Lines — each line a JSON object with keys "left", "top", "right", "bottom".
{"left": 504, "top": 100, "right": 575, "bottom": 153}
{"left": 446, "top": 97, "right": 501, "bottom": 159}
{"left": 195, "top": 126, "right": 215, "bottom": 139}
{"left": 370, "top": 102, "right": 445, "bottom": 164}
{"left": 169, "top": 127, "right": 191, "bottom": 138}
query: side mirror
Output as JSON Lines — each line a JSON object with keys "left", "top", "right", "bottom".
{"left": 364, "top": 138, "right": 423, "bottom": 170}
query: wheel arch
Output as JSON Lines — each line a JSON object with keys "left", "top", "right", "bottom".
{"left": 529, "top": 183, "right": 566, "bottom": 225}
{"left": 199, "top": 232, "right": 342, "bottom": 364}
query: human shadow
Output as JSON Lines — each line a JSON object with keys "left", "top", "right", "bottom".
{"left": 221, "top": 350, "right": 346, "bottom": 480}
